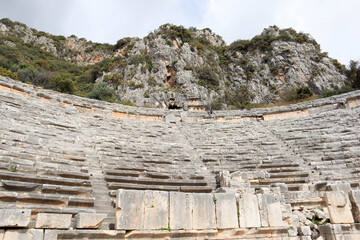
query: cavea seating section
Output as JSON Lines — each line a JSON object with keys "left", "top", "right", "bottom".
{"left": 0, "top": 75, "right": 360, "bottom": 239}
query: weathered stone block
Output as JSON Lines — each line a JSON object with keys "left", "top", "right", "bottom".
{"left": 191, "top": 193, "right": 216, "bottom": 229}
{"left": 3, "top": 229, "right": 43, "bottom": 240}
{"left": 257, "top": 193, "right": 269, "bottom": 227}
{"left": 327, "top": 183, "right": 352, "bottom": 194}
{"left": 116, "top": 189, "right": 145, "bottom": 230}
{"left": 349, "top": 190, "right": 360, "bottom": 222}
{"left": 74, "top": 213, "right": 107, "bottom": 229}
{"left": 298, "top": 226, "right": 311, "bottom": 236}
{"left": 324, "top": 191, "right": 354, "bottom": 224}
{"left": 0, "top": 209, "right": 31, "bottom": 227}
{"left": 35, "top": 213, "right": 72, "bottom": 229}
{"left": 143, "top": 191, "right": 168, "bottom": 229}
{"left": 258, "top": 193, "right": 284, "bottom": 227}
{"left": 239, "top": 193, "right": 261, "bottom": 228}
{"left": 214, "top": 193, "right": 238, "bottom": 229}
{"left": 170, "top": 192, "right": 192, "bottom": 230}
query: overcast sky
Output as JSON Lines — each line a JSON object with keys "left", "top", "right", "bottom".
{"left": 0, "top": 0, "right": 359, "bottom": 65}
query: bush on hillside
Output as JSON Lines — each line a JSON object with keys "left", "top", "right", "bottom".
{"left": 87, "top": 82, "right": 114, "bottom": 101}
{"left": 346, "top": 60, "right": 360, "bottom": 89}
{"left": 196, "top": 66, "right": 219, "bottom": 90}
{"left": 50, "top": 72, "right": 74, "bottom": 94}
{"left": 0, "top": 67, "right": 18, "bottom": 79}
{"left": 281, "top": 86, "right": 313, "bottom": 102}
{"left": 321, "top": 86, "right": 354, "bottom": 98}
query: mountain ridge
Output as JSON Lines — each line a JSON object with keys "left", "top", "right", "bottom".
{"left": 0, "top": 18, "right": 350, "bottom": 110}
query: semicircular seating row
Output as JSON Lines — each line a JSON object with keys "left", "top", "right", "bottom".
{"left": 0, "top": 82, "right": 360, "bottom": 229}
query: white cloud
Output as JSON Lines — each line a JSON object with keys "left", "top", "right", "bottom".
{"left": 199, "top": 0, "right": 360, "bottom": 64}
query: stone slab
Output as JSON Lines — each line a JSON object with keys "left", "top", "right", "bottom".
{"left": 349, "top": 190, "right": 360, "bottom": 222}
{"left": 116, "top": 189, "right": 145, "bottom": 230}
{"left": 0, "top": 209, "right": 31, "bottom": 227}
{"left": 214, "top": 193, "right": 238, "bottom": 229}
{"left": 324, "top": 191, "right": 354, "bottom": 224}
{"left": 35, "top": 213, "right": 72, "bottom": 229}
{"left": 239, "top": 193, "right": 261, "bottom": 228}
{"left": 191, "top": 193, "right": 216, "bottom": 230}
{"left": 43, "top": 230, "right": 126, "bottom": 240}
{"left": 257, "top": 194, "right": 269, "bottom": 227}
{"left": 74, "top": 213, "right": 107, "bottom": 229}
{"left": 264, "top": 193, "right": 283, "bottom": 227}
{"left": 3, "top": 229, "right": 43, "bottom": 240}
{"left": 258, "top": 193, "right": 283, "bottom": 227}
{"left": 143, "top": 191, "right": 169, "bottom": 229}
{"left": 170, "top": 192, "right": 192, "bottom": 230}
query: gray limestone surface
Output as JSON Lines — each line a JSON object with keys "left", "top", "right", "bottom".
{"left": 0, "top": 209, "right": 31, "bottom": 227}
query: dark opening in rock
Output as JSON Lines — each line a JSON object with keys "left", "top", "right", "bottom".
{"left": 168, "top": 98, "right": 182, "bottom": 109}
{"left": 164, "top": 65, "right": 176, "bottom": 87}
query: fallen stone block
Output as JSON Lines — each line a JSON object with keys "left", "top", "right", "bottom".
{"left": 324, "top": 191, "right": 354, "bottom": 224}
{"left": 35, "top": 213, "right": 72, "bottom": 229}
{"left": 116, "top": 189, "right": 145, "bottom": 230}
{"left": 3, "top": 229, "right": 43, "bottom": 240}
{"left": 214, "top": 193, "right": 238, "bottom": 229}
{"left": 74, "top": 213, "right": 107, "bottom": 229}
{"left": 0, "top": 209, "right": 31, "bottom": 227}
{"left": 238, "top": 193, "right": 261, "bottom": 228}
{"left": 298, "top": 226, "right": 311, "bottom": 236}
{"left": 349, "top": 190, "right": 360, "bottom": 222}
{"left": 143, "top": 191, "right": 169, "bottom": 229}
{"left": 191, "top": 193, "right": 216, "bottom": 229}
{"left": 170, "top": 192, "right": 192, "bottom": 230}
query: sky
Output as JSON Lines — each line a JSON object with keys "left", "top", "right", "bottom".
{"left": 0, "top": 0, "right": 359, "bottom": 65}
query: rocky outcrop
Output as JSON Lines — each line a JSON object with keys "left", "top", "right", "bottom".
{"left": 0, "top": 19, "right": 348, "bottom": 109}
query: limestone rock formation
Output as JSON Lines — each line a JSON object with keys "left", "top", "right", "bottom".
{"left": 0, "top": 19, "right": 348, "bottom": 110}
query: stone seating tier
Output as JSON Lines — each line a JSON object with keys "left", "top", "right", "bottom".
{"left": 1, "top": 76, "right": 360, "bottom": 239}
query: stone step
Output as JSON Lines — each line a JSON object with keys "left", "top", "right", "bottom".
{"left": 258, "top": 177, "right": 309, "bottom": 185}
{"left": 0, "top": 203, "right": 95, "bottom": 216}
{"left": 0, "top": 170, "right": 91, "bottom": 186}
{"left": 269, "top": 172, "right": 309, "bottom": 178}
{"left": 0, "top": 191, "right": 95, "bottom": 207}
{"left": 105, "top": 175, "right": 207, "bottom": 186}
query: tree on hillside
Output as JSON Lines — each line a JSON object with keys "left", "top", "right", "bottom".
{"left": 346, "top": 60, "right": 360, "bottom": 89}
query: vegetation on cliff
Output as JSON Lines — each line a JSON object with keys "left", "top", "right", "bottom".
{"left": 0, "top": 18, "right": 358, "bottom": 110}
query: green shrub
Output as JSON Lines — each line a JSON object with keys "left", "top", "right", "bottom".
{"left": 115, "top": 37, "right": 132, "bottom": 49}
{"left": 281, "top": 86, "right": 313, "bottom": 101}
{"left": 87, "top": 82, "right": 114, "bottom": 101}
{"left": 129, "top": 80, "right": 144, "bottom": 89}
{"left": 50, "top": 72, "right": 74, "bottom": 94}
{"left": 159, "top": 24, "right": 193, "bottom": 44}
{"left": 196, "top": 66, "right": 219, "bottom": 90}
{"left": 346, "top": 60, "right": 360, "bottom": 89}
{"left": 104, "top": 73, "right": 124, "bottom": 88}
{"left": 225, "top": 85, "right": 254, "bottom": 109}
{"left": 321, "top": 86, "right": 354, "bottom": 98}
{"left": 129, "top": 54, "right": 146, "bottom": 66}
{"left": 17, "top": 66, "right": 37, "bottom": 83}
{"left": 147, "top": 76, "right": 157, "bottom": 87}
{"left": 0, "top": 67, "right": 18, "bottom": 79}
{"left": 295, "top": 86, "right": 313, "bottom": 99}
{"left": 210, "top": 99, "right": 223, "bottom": 110}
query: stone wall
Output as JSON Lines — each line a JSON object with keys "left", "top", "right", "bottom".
{"left": 1, "top": 76, "right": 360, "bottom": 124}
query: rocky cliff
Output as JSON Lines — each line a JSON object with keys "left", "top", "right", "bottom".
{"left": 0, "top": 19, "right": 347, "bottom": 110}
